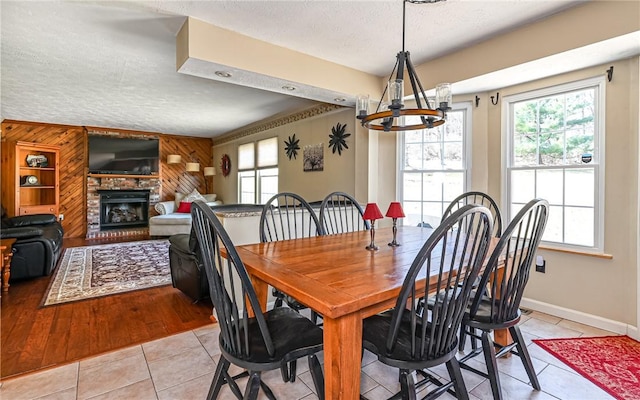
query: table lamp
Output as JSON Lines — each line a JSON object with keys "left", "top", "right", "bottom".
{"left": 363, "top": 203, "right": 384, "bottom": 251}
{"left": 204, "top": 167, "right": 216, "bottom": 194}
{"left": 167, "top": 154, "right": 181, "bottom": 164}
{"left": 385, "top": 202, "right": 405, "bottom": 247}
{"left": 185, "top": 162, "right": 200, "bottom": 172}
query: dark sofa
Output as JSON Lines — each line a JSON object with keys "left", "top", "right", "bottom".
{"left": 0, "top": 206, "right": 64, "bottom": 280}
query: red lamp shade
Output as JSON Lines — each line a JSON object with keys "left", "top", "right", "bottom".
{"left": 385, "top": 202, "right": 405, "bottom": 218}
{"left": 363, "top": 203, "right": 384, "bottom": 221}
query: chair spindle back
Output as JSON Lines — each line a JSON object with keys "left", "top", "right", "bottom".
{"left": 469, "top": 198, "right": 549, "bottom": 324}
{"left": 260, "top": 192, "right": 322, "bottom": 243}
{"left": 319, "top": 191, "right": 369, "bottom": 235}
{"left": 443, "top": 191, "right": 503, "bottom": 238}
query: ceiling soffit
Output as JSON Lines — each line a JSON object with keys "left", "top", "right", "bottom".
{"left": 177, "top": 18, "right": 382, "bottom": 108}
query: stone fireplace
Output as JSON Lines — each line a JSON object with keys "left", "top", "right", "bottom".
{"left": 98, "top": 190, "right": 150, "bottom": 230}
{"left": 87, "top": 177, "right": 160, "bottom": 238}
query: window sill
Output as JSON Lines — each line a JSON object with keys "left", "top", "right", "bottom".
{"left": 538, "top": 245, "right": 613, "bottom": 259}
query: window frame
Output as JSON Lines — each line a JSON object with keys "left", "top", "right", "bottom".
{"left": 397, "top": 101, "right": 473, "bottom": 226}
{"left": 501, "top": 76, "right": 606, "bottom": 252}
{"left": 237, "top": 137, "right": 279, "bottom": 204}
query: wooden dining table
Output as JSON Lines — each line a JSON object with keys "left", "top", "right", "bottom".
{"left": 235, "top": 226, "right": 502, "bottom": 399}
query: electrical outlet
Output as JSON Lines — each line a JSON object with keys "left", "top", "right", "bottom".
{"left": 535, "top": 255, "right": 545, "bottom": 273}
{"left": 59, "top": 214, "right": 64, "bottom": 221}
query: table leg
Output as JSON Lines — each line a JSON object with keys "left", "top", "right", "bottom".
{"left": 323, "top": 313, "right": 362, "bottom": 399}
{"left": 2, "top": 251, "right": 13, "bottom": 294}
{"left": 494, "top": 328, "right": 512, "bottom": 348}
{"left": 491, "top": 266, "right": 513, "bottom": 350}
{"left": 249, "top": 275, "right": 269, "bottom": 317}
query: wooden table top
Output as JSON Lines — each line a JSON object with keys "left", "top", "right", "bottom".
{"left": 235, "top": 226, "right": 436, "bottom": 319}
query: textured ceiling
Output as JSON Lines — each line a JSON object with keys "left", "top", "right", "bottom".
{"left": 134, "top": 0, "right": 586, "bottom": 77}
{"left": 0, "top": 0, "right": 616, "bottom": 138}
{"left": 0, "top": 1, "right": 318, "bottom": 138}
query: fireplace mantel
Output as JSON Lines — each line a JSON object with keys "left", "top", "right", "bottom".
{"left": 89, "top": 173, "right": 160, "bottom": 180}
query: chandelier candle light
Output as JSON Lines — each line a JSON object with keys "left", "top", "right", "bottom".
{"left": 386, "top": 202, "right": 406, "bottom": 247}
{"left": 363, "top": 203, "right": 384, "bottom": 251}
{"left": 356, "top": 0, "right": 451, "bottom": 132}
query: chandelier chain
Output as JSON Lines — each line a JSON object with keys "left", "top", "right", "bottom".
{"left": 355, "top": 0, "right": 450, "bottom": 132}
{"left": 402, "top": 0, "right": 406, "bottom": 53}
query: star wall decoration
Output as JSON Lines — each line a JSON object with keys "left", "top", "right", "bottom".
{"left": 328, "top": 123, "right": 350, "bottom": 156}
{"left": 284, "top": 134, "right": 300, "bottom": 160}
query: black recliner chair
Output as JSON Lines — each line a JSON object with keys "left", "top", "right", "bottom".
{"left": 168, "top": 230, "right": 209, "bottom": 302}
{"left": 0, "top": 206, "right": 64, "bottom": 280}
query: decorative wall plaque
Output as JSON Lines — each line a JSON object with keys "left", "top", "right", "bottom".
{"left": 221, "top": 154, "right": 231, "bottom": 177}
{"left": 303, "top": 143, "right": 324, "bottom": 172}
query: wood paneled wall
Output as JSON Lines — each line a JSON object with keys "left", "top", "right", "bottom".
{"left": 159, "top": 133, "right": 214, "bottom": 201}
{"left": 1, "top": 120, "right": 213, "bottom": 238}
{"left": 1, "top": 121, "right": 86, "bottom": 238}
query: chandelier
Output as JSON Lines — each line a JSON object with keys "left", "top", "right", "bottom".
{"left": 356, "top": 0, "right": 451, "bottom": 132}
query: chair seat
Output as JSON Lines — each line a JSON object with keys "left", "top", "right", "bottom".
{"left": 363, "top": 311, "right": 456, "bottom": 369}
{"left": 463, "top": 297, "right": 521, "bottom": 329}
{"left": 223, "top": 307, "right": 323, "bottom": 369}
{"left": 281, "top": 293, "right": 309, "bottom": 311}
{"left": 149, "top": 213, "right": 192, "bottom": 225}
{"left": 420, "top": 286, "right": 477, "bottom": 317}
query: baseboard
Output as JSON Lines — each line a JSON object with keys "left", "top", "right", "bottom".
{"left": 520, "top": 298, "right": 635, "bottom": 336}
{"left": 627, "top": 325, "right": 639, "bottom": 340}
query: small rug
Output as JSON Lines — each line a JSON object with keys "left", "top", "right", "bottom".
{"left": 533, "top": 335, "right": 640, "bottom": 400}
{"left": 43, "top": 239, "right": 171, "bottom": 306}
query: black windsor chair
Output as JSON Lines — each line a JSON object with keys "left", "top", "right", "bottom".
{"left": 319, "top": 191, "right": 369, "bottom": 235}
{"left": 191, "top": 201, "right": 325, "bottom": 400}
{"left": 259, "top": 192, "right": 323, "bottom": 382}
{"left": 458, "top": 198, "right": 549, "bottom": 400}
{"left": 361, "top": 205, "right": 494, "bottom": 400}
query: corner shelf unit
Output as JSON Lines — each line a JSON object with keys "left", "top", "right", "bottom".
{"left": 1, "top": 141, "right": 60, "bottom": 217}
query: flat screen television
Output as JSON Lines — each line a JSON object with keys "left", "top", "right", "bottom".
{"left": 88, "top": 135, "right": 159, "bottom": 175}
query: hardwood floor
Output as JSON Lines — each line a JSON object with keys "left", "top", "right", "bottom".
{"left": 0, "top": 236, "right": 214, "bottom": 379}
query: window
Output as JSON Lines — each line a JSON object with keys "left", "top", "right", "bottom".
{"left": 504, "top": 76, "right": 605, "bottom": 251}
{"left": 399, "top": 103, "right": 471, "bottom": 227}
{"left": 238, "top": 137, "right": 279, "bottom": 204}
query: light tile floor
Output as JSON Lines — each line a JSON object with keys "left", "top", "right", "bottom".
{"left": 0, "top": 311, "right": 619, "bottom": 400}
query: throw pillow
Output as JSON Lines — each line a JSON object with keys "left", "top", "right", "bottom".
{"left": 176, "top": 201, "right": 192, "bottom": 213}
{"left": 183, "top": 188, "right": 207, "bottom": 203}
{"left": 203, "top": 193, "right": 217, "bottom": 202}
{"left": 174, "top": 192, "right": 186, "bottom": 208}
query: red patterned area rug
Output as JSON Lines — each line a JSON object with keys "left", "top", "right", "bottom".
{"left": 533, "top": 335, "right": 640, "bottom": 400}
{"left": 42, "top": 239, "right": 171, "bottom": 306}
